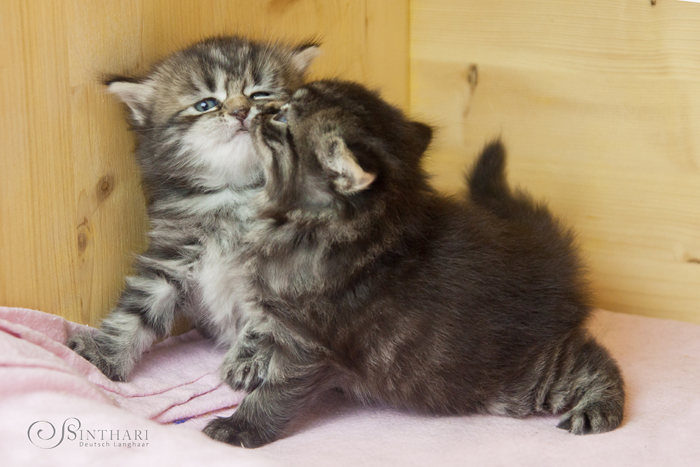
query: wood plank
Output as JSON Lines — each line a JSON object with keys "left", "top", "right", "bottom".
{"left": 411, "top": 0, "right": 700, "bottom": 323}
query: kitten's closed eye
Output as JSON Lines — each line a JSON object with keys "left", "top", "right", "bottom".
{"left": 250, "top": 91, "right": 273, "bottom": 100}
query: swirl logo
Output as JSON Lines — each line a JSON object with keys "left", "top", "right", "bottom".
{"left": 27, "top": 418, "right": 81, "bottom": 449}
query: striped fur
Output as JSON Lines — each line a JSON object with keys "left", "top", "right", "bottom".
{"left": 67, "top": 36, "right": 319, "bottom": 382}
{"left": 203, "top": 81, "right": 624, "bottom": 447}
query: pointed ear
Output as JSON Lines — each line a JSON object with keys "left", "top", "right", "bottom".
{"left": 411, "top": 121, "right": 433, "bottom": 156}
{"left": 322, "top": 137, "right": 376, "bottom": 194}
{"left": 105, "top": 77, "right": 155, "bottom": 126}
{"left": 290, "top": 42, "right": 321, "bottom": 75}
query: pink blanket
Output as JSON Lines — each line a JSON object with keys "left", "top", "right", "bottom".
{"left": 1, "top": 306, "right": 698, "bottom": 466}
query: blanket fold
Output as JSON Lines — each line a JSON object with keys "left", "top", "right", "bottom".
{"left": 1, "top": 305, "right": 699, "bottom": 466}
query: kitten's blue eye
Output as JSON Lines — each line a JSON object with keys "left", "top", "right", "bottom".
{"left": 273, "top": 112, "right": 287, "bottom": 123}
{"left": 193, "top": 98, "right": 219, "bottom": 112}
{"left": 250, "top": 91, "right": 272, "bottom": 100}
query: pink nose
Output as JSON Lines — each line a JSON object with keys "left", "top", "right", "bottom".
{"left": 231, "top": 107, "right": 250, "bottom": 122}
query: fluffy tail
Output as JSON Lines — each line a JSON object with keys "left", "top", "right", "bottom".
{"left": 467, "top": 139, "right": 509, "bottom": 200}
{"left": 466, "top": 139, "right": 526, "bottom": 220}
{"left": 467, "top": 139, "right": 556, "bottom": 226}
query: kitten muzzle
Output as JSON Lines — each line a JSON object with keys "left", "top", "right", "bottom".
{"left": 230, "top": 107, "right": 250, "bottom": 123}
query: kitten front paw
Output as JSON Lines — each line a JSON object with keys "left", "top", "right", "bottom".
{"left": 203, "top": 414, "right": 272, "bottom": 448}
{"left": 66, "top": 331, "right": 127, "bottom": 382}
{"left": 221, "top": 348, "right": 271, "bottom": 392}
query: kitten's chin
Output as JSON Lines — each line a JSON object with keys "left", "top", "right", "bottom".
{"left": 180, "top": 130, "right": 261, "bottom": 189}
{"left": 225, "top": 126, "right": 249, "bottom": 142}
{"left": 210, "top": 135, "right": 261, "bottom": 189}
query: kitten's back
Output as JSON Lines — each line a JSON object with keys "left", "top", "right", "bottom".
{"left": 463, "top": 141, "right": 593, "bottom": 331}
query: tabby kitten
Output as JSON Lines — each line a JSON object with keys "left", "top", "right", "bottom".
{"left": 67, "top": 36, "right": 319, "bottom": 382}
{"left": 203, "top": 80, "right": 625, "bottom": 447}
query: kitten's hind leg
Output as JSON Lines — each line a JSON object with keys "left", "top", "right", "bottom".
{"left": 67, "top": 275, "right": 179, "bottom": 381}
{"left": 548, "top": 333, "right": 625, "bottom": 435}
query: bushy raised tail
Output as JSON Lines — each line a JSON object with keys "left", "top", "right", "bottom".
{"left": 467, "top": 139, "right": 563, "bottom": 228}
{"left": 467, "top": 139, "right": 510, "bottom": 208}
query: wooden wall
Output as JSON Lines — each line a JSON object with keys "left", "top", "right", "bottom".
{"left": 0, "top": 0, "right": 409, "bottom": 326}
{"left": 411, "top": 0, "right": 700, "bottom": 323}
{"left": 2, "top": 0, "right": 698, "bottom": 326}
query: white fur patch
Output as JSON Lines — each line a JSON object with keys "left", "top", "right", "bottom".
{"left": 181, "top": 119, "right": 260, "bottom": 189}
{"left": 125, "top": 276, "right": 178, "bottom": 330}
{"left": 154, "top": 188, "right": 259, "bottom": 218}
{"left": 197, "top": 244, "right": 251, "bottom": 345}
{"left": 102, "top": 311, "right": 157, "bottom": 374}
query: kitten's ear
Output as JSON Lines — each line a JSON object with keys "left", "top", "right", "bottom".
{"left": 291, "top": 42, "right": 321, "bottom": 75}
{"left": 322, "top": 137, "right": 376, "bottom": 194}
{"left": 105, "top": 77, "right": 155, "bottom": 126}
{"left": 411, "top": 121, "right": 433, "bottom": 156}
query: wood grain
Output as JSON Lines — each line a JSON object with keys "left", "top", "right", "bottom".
{"left": 4, "top": 0, "right": 698, "bottom": 327}
{"left": 0, "top": 0, "right": 409, "bottom": 326}
{"left": 411, "top": 0, "right": 700, "bottom": 323}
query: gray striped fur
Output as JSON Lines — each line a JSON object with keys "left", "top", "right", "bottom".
{"left": 67, "top": 36, "right": 319, "bottom": 382}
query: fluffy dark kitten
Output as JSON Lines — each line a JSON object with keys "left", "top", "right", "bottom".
{"left": 67, "top": 36, "right": 319, "bottom": 382}
{"left": 203, "top": 80, "right": 625, "bottom": 447}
